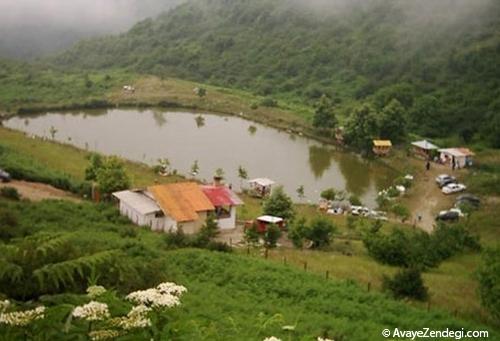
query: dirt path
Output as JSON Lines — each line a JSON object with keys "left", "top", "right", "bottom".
{"left": 401, "top": 160, "right": 464, "bottom": 232}
{"left": 0, "top": 180, "right": 81, "bottom": 202}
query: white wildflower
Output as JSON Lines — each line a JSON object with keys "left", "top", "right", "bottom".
{"left": 115, "top": 305, "right": 152, "bottom": 330}
{"left": 72, "top": 301, "right": 110, "bottom": 321}
{"left": 0, "top": 300, "right": 10, "bottom": 313}
{"left": 156, "top": 282, "right": 187, "bottom": 296}
{"left": 126, "top": 289, "right": 180, "bottom": 309}
{"left": 282, "top": 325, "right": 295, "bottom": 331}
{"left": 87, "top": 285, "right": 107, "bottom": 299}
{"left": 88, "top": 329, "right": 121, "bottom": 340}
{"left": 263, "top": 337, "right": 282, "bottom": 341}
{"left": 0, "top": 306, "right": 45, "bottom": 327}
{"left": 318, "top": 337, "right": 334, "bottom": 341}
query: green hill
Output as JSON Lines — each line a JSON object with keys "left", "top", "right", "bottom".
{"left": 0, "top": 197, "right": 497, "bottom": 340}
{"left": 53, "top": 0, "right": 500, "bottom": 141}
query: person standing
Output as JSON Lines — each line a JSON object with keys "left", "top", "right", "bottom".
{"left": 426, "top": 160, "right": 431, "bottom": 171}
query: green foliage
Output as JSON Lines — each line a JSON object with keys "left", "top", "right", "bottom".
{"left": 363, "top": 223, "right": 480, "bottom": 269}
{"left": 244, "top": 223, "right": 260, "bottom": 245}
{"left": 378, "top": 99, "right": 407, "bottom": 144}
{"left": 289, "top": 217, "right": 336, "bottom": 249}
{"left": 391, "top": 203, "right": 410, "bottom": 223}
{"left": 313, "top": 95, "right": 337, "bottom": 132}
{"left": 196, "top": 87, "right": 207, "bottom": 98}
{"left": 84, "top": 153, "right": 103, "bottom": 181}
{"left": 320, "top": 188, "right": 346, "bottom": 201}
{"left": 260, "top": 97, "right": 278, "bottom": 108}
{"left": 383, "top": 267, "right": 428, "bottom": 301}
{"left": 263, "top": 224, "right": 281, "bottom": 249}
{"left": 196, "top": 214, "right": 220, "bottom": 246}
{"left": 263, "top": 186, "right": 295, "bottom": 221}
{"left": 345, "top": 104, "right": 380, "bottom": 152}
{"left": 477, "top": 245, "right": 500, "bottom": 320}
{"left": 0, "top": 187, "right": 20, "bottom": 201}
{"left": 94, "top": 156, "right": 130, "bottom": 195}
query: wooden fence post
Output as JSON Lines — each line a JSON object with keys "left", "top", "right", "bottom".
{"left": 303, "top": 261, "right": 308, "bottom": 272}
{"left": 367, "top": 282, "right": 371, "bottom": 292}
{"left": 326, "top": 271, "right": 329, "bottom": 280}
{"left": 427, "top": 301, "right": 431, "bottom": 312}
{"left": 265, "top": 248, "right": 269, "bottom": 259}
{"left": 283, "top": 256, "right": 287, "bottom": 265}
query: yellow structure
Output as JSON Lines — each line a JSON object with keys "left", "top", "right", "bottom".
{"left": 373, "top": 140, "right": 392, "bottom": 156}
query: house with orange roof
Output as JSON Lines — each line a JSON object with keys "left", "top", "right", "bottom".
{"left": 112, "top": 182, "right": 243, "bottom": 234}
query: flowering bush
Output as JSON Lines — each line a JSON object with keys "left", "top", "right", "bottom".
{"left": 126, "top": 282, "right": 187, "bottom": 309}
{"left": 72, "top": 301, "right": 111, "bottom": 321}
{"left": 0, "top": 306, "right": 45, "bottom": 327}
{"left": 86, "top": 285, "right": 107, "bottom": 299}
{"left": 263, "top": 337, "right": 282, "bottom": 341}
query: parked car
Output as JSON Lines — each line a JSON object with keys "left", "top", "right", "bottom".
{"left": 456, "top": 194, "right": 481, "bottom": 207}
{"left": 436, "top": 210, "right": 460, "bottom": 222}
{"left": 0, "top": 169, "right": 11, "bottom": 183}
{"left": 435, "top": 174, "right": 457, "bottom": 188}
{"left": 442, "top": 183, "right": 467, "bottom": 194}
{"left": 351, "top": 206, "right": 370, "bottom": 216}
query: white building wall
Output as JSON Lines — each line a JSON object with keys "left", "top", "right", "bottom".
{"left": 217, "top": 206, "right": 237, "bottom": 230}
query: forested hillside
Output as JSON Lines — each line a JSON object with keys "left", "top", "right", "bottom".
{"left": 53, "top": 0, "right": 500, "bottom": 143}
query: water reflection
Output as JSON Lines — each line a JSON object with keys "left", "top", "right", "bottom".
{"left": 248, "top": 125, "right": 257, "bottom": 136}
{"left": 195, "top": 115, "right": 205, "bottom": 128}
{"left": 152, "top": 110, "right": 167, "bottom": 127}
{"left": 334, "top": 152, "right": 371, "bottom": 197}
{"left": 308, "top": 145, "right": 333, "bottom": 179}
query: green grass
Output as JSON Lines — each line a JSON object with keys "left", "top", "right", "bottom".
{"left": 0, "top": 197, "right": 497, "bottom": 340}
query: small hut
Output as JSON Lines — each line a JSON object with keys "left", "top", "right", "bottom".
{"left": 248, "top": 178, "right": 275, "bottom": 198}
{"left": 438, "top": 148, "right": 474, "bottom": 168}
{"left": 411, "top": 140, "right": 439, "bottom": 159}
{"left": 255, "top": 215, "right": 285, "bottom": 233}
{"left": 373, "top": 140, "right": 392, "bottom": 156}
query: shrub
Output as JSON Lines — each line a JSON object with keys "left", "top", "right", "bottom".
{"left": 263, "top": 186, "right": 295, "bottom": 221}
{"left": 383, "top": 267, "right": 428, "bottom": 301}
{"left": 263, "top": 224, "right": 282, "bottom": 249}
{"left": 306, "top": 218, "right": 336, "bottom": 249}
{"left": 349, "top": 195, "right": 362, "bottom": 206}
{"left": 260, "top": 97, "right": 278, "bottom": 107}
{"left": 391, "top": 203, "right": 410, "bottom": 222}
{"left": 477, "top": 245, "right": 500, "bottom": 320}
{"left": 0, "top": 187, "right": 20, "bottom": 201}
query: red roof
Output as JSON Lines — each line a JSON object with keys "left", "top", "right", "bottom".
{"left": 201, "top": 186, "right": 243, "bottom": 207}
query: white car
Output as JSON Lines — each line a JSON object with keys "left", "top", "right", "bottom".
{"left": 442, "top": 183, "right": 466, "bottom": 194}
{"left": 351, "top": 206, "right": 370, "bottom": 216}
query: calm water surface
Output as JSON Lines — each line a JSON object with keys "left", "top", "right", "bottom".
{"left": 4, "top": 109, "right": 397, "bottom": 206}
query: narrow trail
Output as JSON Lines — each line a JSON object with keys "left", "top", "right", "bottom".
{"left": 0, "top": 180, "right": 81, "bottom": 202}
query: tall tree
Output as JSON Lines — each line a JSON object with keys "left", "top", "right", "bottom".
{"left": 345, "top": 104, "right": 379, "bottom": 152}
{"left": 95, "top": 157, "right": 130, "bottom": 195}
{"left": 263, "top": 186, "right": 295, "bottom": 221}
{"left": 313, "top": 95, "right": 337, "bottom": 132}
{"left": 379, "top": 99, "right": 408, "bottom": 144}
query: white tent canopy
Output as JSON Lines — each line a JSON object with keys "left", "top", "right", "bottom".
{"left": 412, "top": 140, "right": 439, "bottom": 150}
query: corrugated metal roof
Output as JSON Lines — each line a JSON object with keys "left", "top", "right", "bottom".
{"left": 412, "top": 140, "right": 439, "bottom": 150}
{"left": 257, "top": 215, "right": 284, "bottom": 224}
{"left": 248, "top": 178, "right": 275, "bottom": 186}
{"left": 148, "top": 182, "right": 214, "bottom": 223}
{"left": 373, "top": 140, "right": 392, "bottom": 147}
{"left": 438, "top": 148, "right": 474, "bottom": 157}
{"left": 201, "top": 186, "right": 243, "bottom": 207}
{"left": 112, "top": 190, "right": 161, "bottom": 215}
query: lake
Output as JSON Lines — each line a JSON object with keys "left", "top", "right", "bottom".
{"left": 3, "top": 108, "right": 397, "bottom": 206}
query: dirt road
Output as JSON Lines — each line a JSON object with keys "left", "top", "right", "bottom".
{"left": 401, "top": 160, "right": 463, "bottom": 232}
{"left": 0, "top": 180, "right": 81, "bottom": 202}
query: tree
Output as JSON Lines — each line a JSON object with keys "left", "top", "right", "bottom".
{"left": 288, "top": 217, "right": 308, "bottom": 248}
{"left": 244, "top": 223, "right": 260, "bottom": 245}
{"left": 195, "top": 87, "right": 206, "bottom": 98}
{"left": 477, "top": 246, "right": 500, "bottom": 320}
{"left": 85, "top": 153, "right": 103, "bottom": 181}
{"left": 383, "top": 267, "right": 428, "bottom": 301}
{"left": 191, "top": 160, "right": 199, "bottom": 176}
{"left": 263, "top": 186, "right": 295, "bottom": 221}
{"left": 215, "top": 168, "right": 225, "bottom": 179}
{"left": 296, "top": 185, "right": 305, "bottom": 201}
{"left": 237, "top": 165, "right": 248, "bottom": 189}
{"left": 305, "top": 218, "right": 336, "bottom": 249}
{"left": 313, "top": 95, "right": 337, "bottom": 131}
{"left": 345, "top": 104, "right": 380, "bottom": 152}
{"left": 263, "top": 224, "right": 281, "bottom": 249}
{"left": 196, "top": 214, "right": 219, "bottom": 246}
{"left": 378, "top": 99, "right": 407, "bottom": 144}
{"left": 49, "top": 126, "right": 58, "bottom": 140}
{"left": 95, "top": 157, "right": 130, "bottom": 195}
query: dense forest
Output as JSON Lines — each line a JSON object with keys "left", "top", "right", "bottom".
{"left": 53, "top": 0, "right": 500, "bottom": 145}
